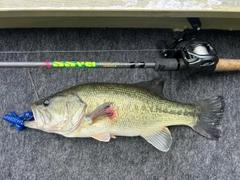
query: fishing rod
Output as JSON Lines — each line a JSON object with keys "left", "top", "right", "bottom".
{"left": 0, "top": 39, "right": 238, "bottom": 73}
{"left": 0, "top": 18, "right": 239, "bottom": 72}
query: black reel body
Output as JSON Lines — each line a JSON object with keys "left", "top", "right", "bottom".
{"left": 160, "top": 39, "right": 219, "bottom": 72}
{"left": 180, "top": 41, "right": 219, "bottom": 71}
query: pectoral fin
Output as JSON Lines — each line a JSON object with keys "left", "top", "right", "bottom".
{"left": 87, "top": 102, "right": 115, "bottom": 122}
{"left": 92, "top": 132, "right": 111, "bottom": 142}
{"left": 142, "top": 127, "right": 172, "bottom": 152}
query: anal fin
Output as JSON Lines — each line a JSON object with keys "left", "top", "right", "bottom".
{"left": 142, "top": 127, "right": 172, "bottom": 152}
{"left": 92, "top": 132, "right": 111, "bottom": 142}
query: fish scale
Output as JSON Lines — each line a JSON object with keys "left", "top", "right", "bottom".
{"left": 75, "top": 84, "right": 199, "bottom": 135}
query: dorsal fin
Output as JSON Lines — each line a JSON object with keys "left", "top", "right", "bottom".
{"left": 134, "top": 78, "right": 165, "bottom": 98}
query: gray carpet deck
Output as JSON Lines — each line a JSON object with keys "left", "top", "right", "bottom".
{"left": 0, "top": 29, "right": 239, "bottom": 179}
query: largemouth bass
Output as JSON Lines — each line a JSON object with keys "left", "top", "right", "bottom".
{"left": 25, "top": 79, "right": 224, "bottom": 152}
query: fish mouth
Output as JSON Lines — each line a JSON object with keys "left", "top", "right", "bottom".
{"left": 30, "top": 104, "right": 51, "bottom": 127}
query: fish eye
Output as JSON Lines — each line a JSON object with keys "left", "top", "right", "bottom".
{"left": 43, "top": 99, "right": 50, "bottom": 107}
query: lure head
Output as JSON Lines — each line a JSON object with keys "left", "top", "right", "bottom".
{"left": 25, "top": 92, "right": 87, "bottom": 135}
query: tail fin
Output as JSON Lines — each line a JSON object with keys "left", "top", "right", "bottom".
{"left": 193, "top": 96, "right": 224, "bottom": 140}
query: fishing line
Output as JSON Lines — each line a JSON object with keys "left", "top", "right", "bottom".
{"left": 0, "top": 49, "right": 176, "bottom": 54}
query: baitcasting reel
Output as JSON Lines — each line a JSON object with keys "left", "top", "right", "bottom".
{"left": 156, "top": 18, "right": 219, "bottom": 72}
{"left": 156, "top": 18, "right": 219, "bottom": 71}
{"left": 180, "top": 41, "right": 218, "bottom": 70}
{"left": 155, "top": 18, "right": 219, "bottom": 71}
{"left": 154, "top": 39, "right": 219, "bottom": 72}
{"left": 159, "top": 40, "right": 219, "bottom": 72}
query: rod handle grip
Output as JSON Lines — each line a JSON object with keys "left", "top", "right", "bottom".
{"left": 215, "top": 59, "right": 240, "bottom": 72}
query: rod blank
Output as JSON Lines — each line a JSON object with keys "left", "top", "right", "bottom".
{"left": 0, "top": 62, "right": 47, "bottom": 68}
{"left": 1, "top": 59, "right": 240, "bottom": 72}
{"left": 0, "top": 61, "right": 156, "bottom": 69}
